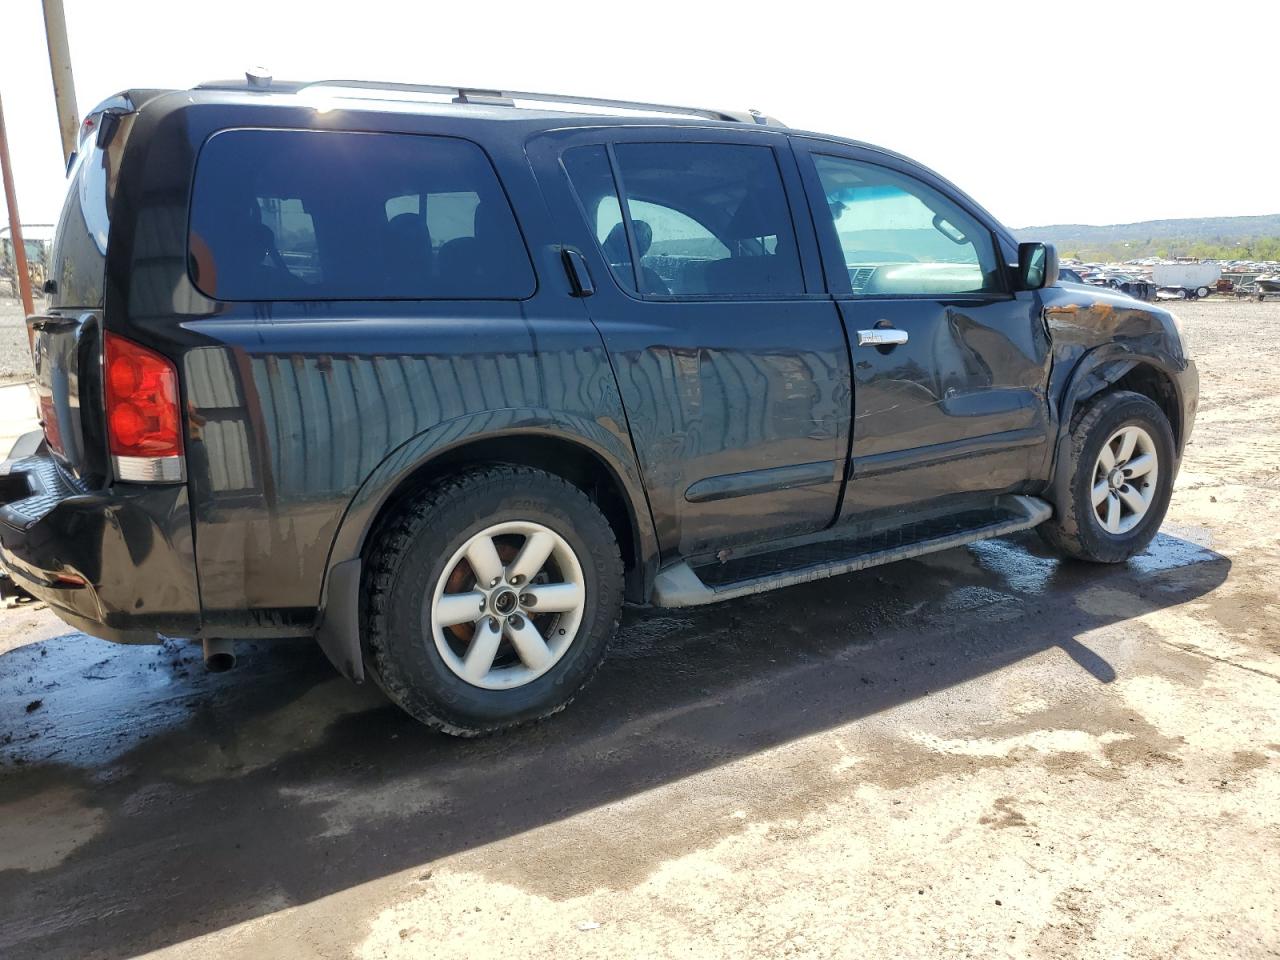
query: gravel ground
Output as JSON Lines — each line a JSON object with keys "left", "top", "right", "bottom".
{"left": 0, "top": 298, "right": 1275, "bottom": 960}
{"left": 0, "top": 297, "right": 36, "bottom": 383}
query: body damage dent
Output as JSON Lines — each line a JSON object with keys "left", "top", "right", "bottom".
{"left": 1038, "top": 286, "right": 1196, "bottom": 519}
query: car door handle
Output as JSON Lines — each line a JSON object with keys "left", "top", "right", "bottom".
{"left": 561, "top": 248, "right": 595, "bottom": 297}
{"left": 856, "top": 328, "right": 908, "bottom": 347}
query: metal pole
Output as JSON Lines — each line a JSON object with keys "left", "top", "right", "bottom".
{"left": 0, "top": 94, "right": 36, "bottom": 317}
{"left": 42, "top": 0, "right": 79, "bottom": 166}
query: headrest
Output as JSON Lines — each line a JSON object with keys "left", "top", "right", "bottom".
{"left": 602, "top": 220, "right": 653, "bottom": 262}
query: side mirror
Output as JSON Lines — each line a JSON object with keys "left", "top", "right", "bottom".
{"left": 1017, "top": 241, "right": 1059, "bottom": 290}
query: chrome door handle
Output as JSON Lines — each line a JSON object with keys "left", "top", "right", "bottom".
{"left": 857, "top": 328, "right": 908, "bottom": 347}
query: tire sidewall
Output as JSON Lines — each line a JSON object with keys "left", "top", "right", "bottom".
{"left": 1071, "top": 395, "right": 1176, "bottom": 562}
{"left": 368, "top": 472, "right": 620, "bottom": 731}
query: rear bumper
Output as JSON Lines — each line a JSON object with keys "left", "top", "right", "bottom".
{"left": 0, "top": 433, "right": 201, "bottom": 643}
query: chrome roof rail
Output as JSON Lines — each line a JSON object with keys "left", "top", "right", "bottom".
{"left": 291, "top": 79, "right": 785, "bottom": 127}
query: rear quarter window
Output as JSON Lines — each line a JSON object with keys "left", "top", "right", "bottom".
{"left": 49, "top": 136, "right": 119, "bottom": 309}
{"left": 187, "top": 129, "right": 535, "bottom": 301}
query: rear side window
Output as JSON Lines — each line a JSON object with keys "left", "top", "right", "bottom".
{"left": 563, "top": 141, "right": 805, "bottom": 298}
{"left": 188, "top": 129, "right": 535, "bottom": 301}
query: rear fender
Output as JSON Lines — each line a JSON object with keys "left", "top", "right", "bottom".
{"left": 315, "top": 410, "right": 658, "bottom": 681}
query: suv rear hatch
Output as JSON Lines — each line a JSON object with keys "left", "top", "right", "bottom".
{"left": 28, "top": 96, "right": 149, "bottom": 483}
{"left": 0, "top": 92, "right": 201, "bottom": 641}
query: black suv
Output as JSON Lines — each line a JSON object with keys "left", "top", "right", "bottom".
{"left": 0, "top": 79, "right": 1197, "bottom": 735}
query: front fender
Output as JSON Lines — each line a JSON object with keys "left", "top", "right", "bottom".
{"left": 1044, "top": 343, "right": 1192, "bottom": 524}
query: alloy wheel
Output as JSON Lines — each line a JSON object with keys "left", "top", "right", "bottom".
{"left": 427, "top": 521, "right": 586, "bottom": 690}
{"left": 1091, "top": 424, "right": 1159, "bottom": 535}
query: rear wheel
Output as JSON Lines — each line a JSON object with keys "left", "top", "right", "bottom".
{"left": 363, "top": 465, "right": 623, "bottom": 735}
{"left": 1038, "top": 391, "right": 1176, "bottom": 563}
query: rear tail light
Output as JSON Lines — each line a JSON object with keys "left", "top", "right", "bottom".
{"left": 103, "top": 332, "right": 184, "bottom": 482}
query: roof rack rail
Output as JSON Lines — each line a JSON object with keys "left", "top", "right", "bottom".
{"left": 292, "top": 79, "right": 785, "bottom": 127}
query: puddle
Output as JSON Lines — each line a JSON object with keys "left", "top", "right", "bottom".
{"left": 1127, "top": 526, "right": 1218, "bottom": 574}
{"left": 613, "top": 613, "right": 697, "bottom": 657}
{"left": 966, "top": 538, "right": 1058, "bottom": 594}
{"left": 942, "top": 586, "right": 1021, "bottom": 612}
{"left": 965, "top": 524, "right": 1220, "bottom": 596}
{"left": 0, "top": 635, "right": 340, "bottom": 773}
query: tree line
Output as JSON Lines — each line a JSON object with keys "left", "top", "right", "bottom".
{"left": 1061, "top": 236, "right": 1280, "bottom": 263}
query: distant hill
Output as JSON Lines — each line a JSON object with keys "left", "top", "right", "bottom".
{"left": 1014, "top": 214, "right": 1280, "bottom": 261}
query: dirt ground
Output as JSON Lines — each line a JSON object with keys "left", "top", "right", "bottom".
{"left": 0, "top": 298, "right": 1276, "bottom": 960}
{"left": 0, "top": 296, "right": 36, "bottom": 384}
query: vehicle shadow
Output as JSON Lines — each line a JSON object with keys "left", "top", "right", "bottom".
{"left": 0, "top": 528, "right": 1230, "bottom": 960}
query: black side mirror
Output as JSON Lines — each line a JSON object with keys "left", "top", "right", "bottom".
{"left": 1018, "top": 241, "right": 1059, "bottom": 290}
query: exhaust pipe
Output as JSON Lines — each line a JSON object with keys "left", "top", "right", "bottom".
{"left": 202, "top": 638, "right": 236, "bottom": 673}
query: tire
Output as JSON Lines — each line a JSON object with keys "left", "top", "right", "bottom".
{"left": 1196, "top": 286, "right": 1211, "bottom": 299}
{"left": 362, "top": 464, "right": 623, "bottom": 736}
{"left": 1038, "top": 390, "right": 1176, "bottom": 563}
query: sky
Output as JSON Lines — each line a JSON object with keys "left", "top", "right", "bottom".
{"left": 1, "top": 0, "right": 1277, "bottom": 230}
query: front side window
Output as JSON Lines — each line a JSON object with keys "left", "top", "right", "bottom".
{"left": 812, "top": 154, "right": 1002, "bottom": 297}
{"left": 563, "top": 141, "right": 805, "bottom": 298}
{"left": 189, "top": 130, "right": 534, "bottom": 301}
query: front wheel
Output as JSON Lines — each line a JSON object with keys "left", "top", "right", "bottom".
{"left": 362, "top": 465, "right": 623, "bottom": 735}
{"left": 1038, "top": 390, "right": 1176, "bottom": 563}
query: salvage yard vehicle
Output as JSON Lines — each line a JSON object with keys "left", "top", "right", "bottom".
{"left": 0, "top": 225, "right": 53, "bottom": 300}
{"left": 1154, "top": 260, "right": 1221, "bottom": 300}
{"left": 1240, "top": 277, "right": 1280, "bottom": 302}
{"left": 1086, "top": 271, "right": 1156, "bottom": 302}
{"left": 0, "top": 78, "right": 1198, "bottom": 735}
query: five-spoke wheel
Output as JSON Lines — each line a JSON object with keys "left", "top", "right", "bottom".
{"left": 1091, "top": 424, "right": 1159, "bottom": 535}
{"left": 1038, "top": 390, "right": 1176, "bottom": 563}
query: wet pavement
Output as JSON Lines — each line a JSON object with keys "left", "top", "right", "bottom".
{"left": 0, "top": 529, "right": 1259, "bottom": 959}
{"left": 0, "top": 301, "right": 1277, "bottom": 959}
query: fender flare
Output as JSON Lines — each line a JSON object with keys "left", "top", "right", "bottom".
{"left": 1044, "top": 345, "right": 1182, "bottom": 521}
{"left": 313, "top": 408, "right": 658, "bottom": 681}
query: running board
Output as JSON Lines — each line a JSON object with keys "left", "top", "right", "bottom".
{"left": 652, "top": 495, "right": 1053, "bottom": 608}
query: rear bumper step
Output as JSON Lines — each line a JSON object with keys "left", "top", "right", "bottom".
{"left": 652, "top": 495, "right": 1053, "bottom": 608}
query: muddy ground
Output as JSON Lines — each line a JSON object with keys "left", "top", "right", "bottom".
{"left": 0, "top": 298, "right": 1276, "bottom": 959}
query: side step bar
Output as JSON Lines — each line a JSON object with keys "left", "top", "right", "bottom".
{"left": 652, "top": 495, "right": 1053, "bottom": 608}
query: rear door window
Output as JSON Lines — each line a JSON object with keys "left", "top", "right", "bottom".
{"left": 188, "top": 129, "right": 535, "bottom": 301}
{"left": 561, "top": 145, "right": 634, "bottom": 293}
{"left": 563, "top": 141, "right": 805, "bottom": 298}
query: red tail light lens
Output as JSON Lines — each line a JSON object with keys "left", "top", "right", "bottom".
{"left": 104, "top": 333, "right": 182, "bottom": 459}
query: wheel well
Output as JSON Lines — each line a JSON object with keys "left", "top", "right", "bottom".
{"left": 364, "top": 435, "right": 646, "bottom": 601}
{"left": 1105, "top": 364, "right": 1182, "bottom": 449}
